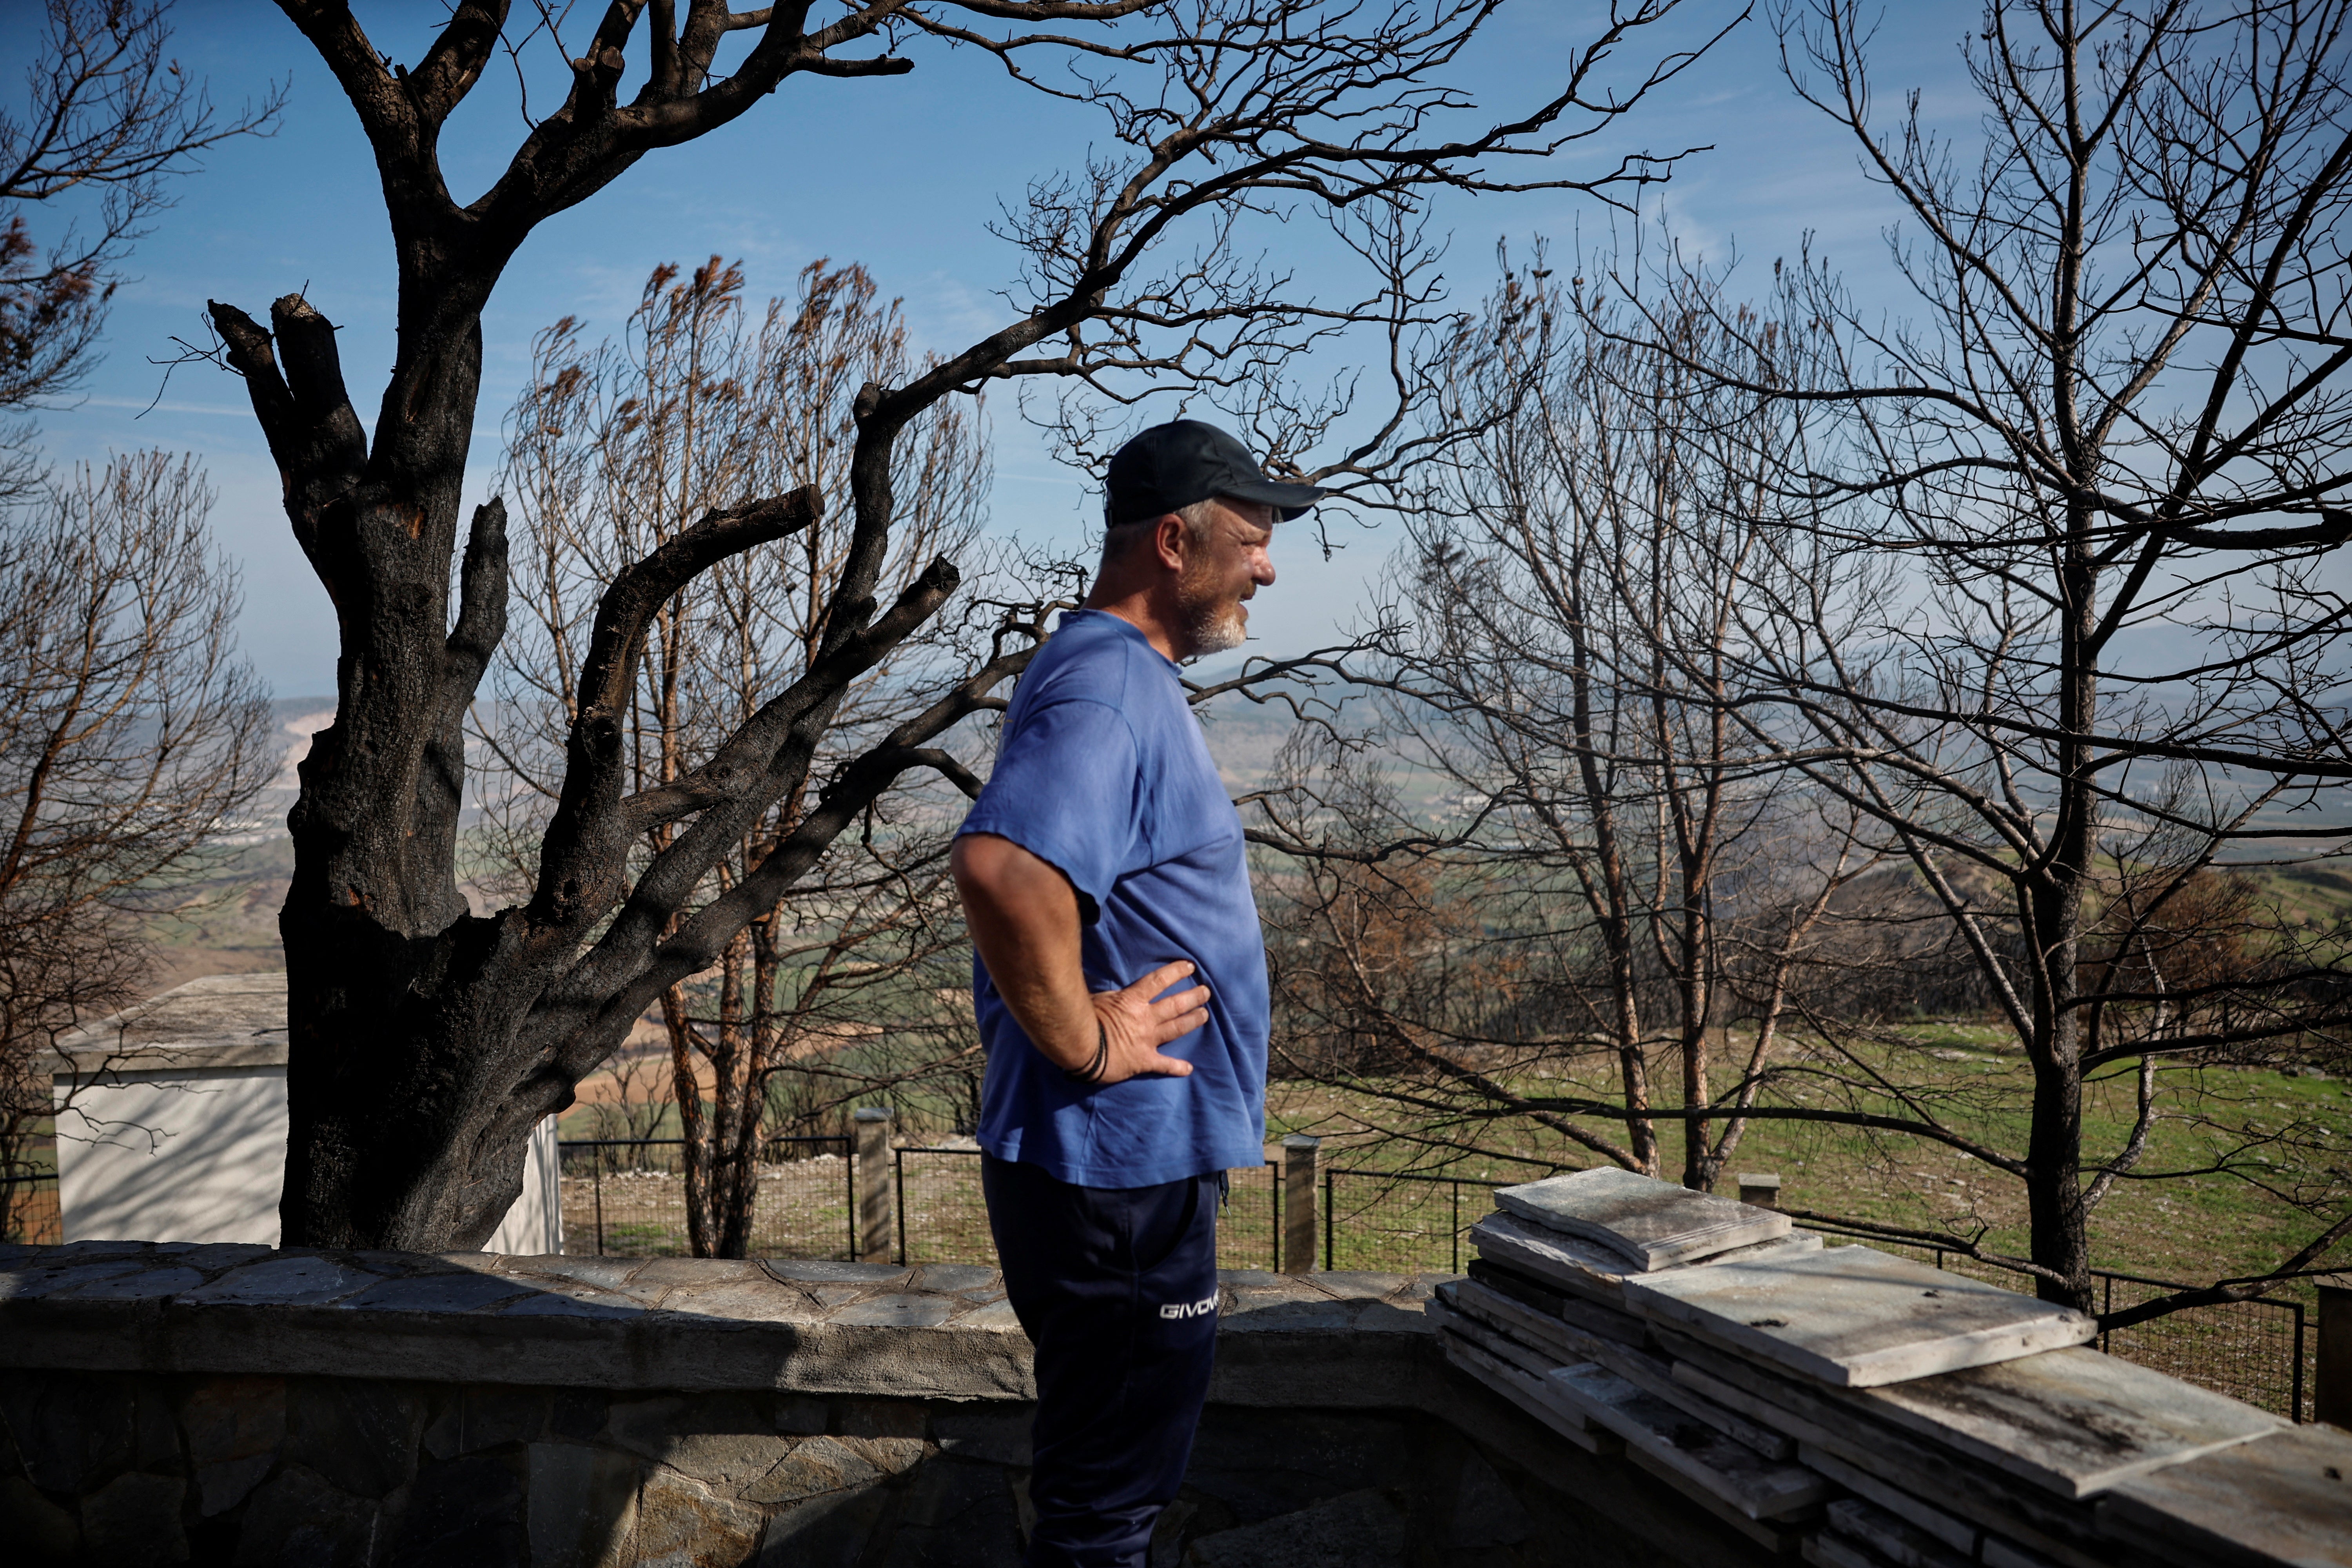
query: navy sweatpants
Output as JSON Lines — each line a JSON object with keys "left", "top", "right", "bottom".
{"left": 981, "top": 1154, "right": 1221, "bottom": 1568}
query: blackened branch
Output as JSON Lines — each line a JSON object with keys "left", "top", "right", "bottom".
{"left": 445, "top": 498, "right": 510, "bottom": 691}
{"left": 529, "top": 486, "right": 820, "bottom": 925}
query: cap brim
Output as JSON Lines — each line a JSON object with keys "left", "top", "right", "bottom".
{"left": 1219, "top": 477, "right": 1329, "bottom": 521}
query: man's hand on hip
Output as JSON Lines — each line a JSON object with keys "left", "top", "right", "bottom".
{"left": 952, "top": 832, "right": 1210, "bottom": 1085}
{"left": 1090, "top": 961, "right": 1208, "bottom": 1083}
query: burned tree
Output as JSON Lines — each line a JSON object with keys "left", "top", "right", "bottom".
{"left": 1630, "top": 0, "right": 2352, "bottom": 1311}
{"left": 207, "top": 0, "right": 1714, "bottom": 1249}
{"left": 1258, "top": 258, "right": 1881, "bottom": 1191}
{"left": 483, "top": 257, "right": 991, "bottom": 1256}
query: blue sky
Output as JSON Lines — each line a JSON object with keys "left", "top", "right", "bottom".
{"left": 10, "top": 1, "right": 1975, "bottom": 696}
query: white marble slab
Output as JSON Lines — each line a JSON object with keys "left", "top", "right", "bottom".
{"left": 2095, "top": 1426, "right": 2352, "bottom": 1568}
{"left": 1620, "top": 1245, "right": 2095, "bottom": 1387}
{"left": 1543, "top": 1362, "right": 1829, "bottom": 1520}
{"left": 1470, "top": 1212, "right": 1820, "bottom": 1305}
{"left": 1495, "top": 1168, "right": 1791, "bottom": 1269}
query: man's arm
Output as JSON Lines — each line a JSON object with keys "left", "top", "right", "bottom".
{"left": 951, "top": 831, "right": 1207, "bottom": 1083}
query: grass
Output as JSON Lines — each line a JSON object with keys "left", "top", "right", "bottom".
{"left": 1262, "top": 1022, "right": 2350, "bottom": 1306}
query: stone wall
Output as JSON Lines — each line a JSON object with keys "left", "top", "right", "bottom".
{"left": 0, "top": 1242, "right": 1784, "bottom": 1568}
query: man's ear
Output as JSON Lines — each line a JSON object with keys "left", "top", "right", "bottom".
{"left": 1152, "top": 511, "right": 1190, "bottom": 573}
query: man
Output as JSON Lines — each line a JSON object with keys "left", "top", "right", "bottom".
{"left": 951, "top": 420, "right": 1324, "bottom": 1568}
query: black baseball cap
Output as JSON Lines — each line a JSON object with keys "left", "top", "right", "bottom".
{"left": 1105, "top": 419, "right": 1328, "bottom": 527}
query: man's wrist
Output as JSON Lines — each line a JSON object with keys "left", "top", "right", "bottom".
{"left": 1062, "top": 1019, "right": 1111, "bottom": 1086}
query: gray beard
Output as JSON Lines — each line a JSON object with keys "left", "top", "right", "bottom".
{"left": 1178, "top": 581, "right": 1247, "bottom": 658}
{"left": 1186, "top": 601, "right": 1247, "bottom": 657}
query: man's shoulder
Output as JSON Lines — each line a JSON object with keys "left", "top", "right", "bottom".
{"left": 1023, "top": 611, "right": 1176, "bottom": 709}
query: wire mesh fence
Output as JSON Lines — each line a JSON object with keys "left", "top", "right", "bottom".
{"left": 558, "top": 1137, "right": 857, "bottom": 1259}
{"left": 891, "top": 1147, "right": 1287, "bottom": 1271}
{"left": 549, "top": 1138, "right": 2313, "bottom": 1423}
{"left": 2100, "top": 1275, "right": 2309, "bottom": 1425}
{"left": 894, "top": 1147, "right": 993, "bottom": 1265}
{"left": 3, "top": 1173, "right": 60, "bottom": 1245}
{"left": 1322, "top": 1169, "right": 1505, "bottom": 1275}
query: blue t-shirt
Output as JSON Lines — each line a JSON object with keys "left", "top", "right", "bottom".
{"left": 958, "top": 608, "right": 1269, "bottom": 1187}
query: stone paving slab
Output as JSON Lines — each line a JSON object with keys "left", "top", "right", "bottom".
{"left": 1438, "top": 1278, "right": 1614, "bottom": 1366}
{"left": 1442, "top": 1278, "right": 1797, "bottom": 1461}
{"left": 53, "top": 1264, "right": 207, "bottom": 1299}
{"left": 1621, "top": 1246, "right": 2095, "bottom": 1388}
{"left": 177, "top": 1254, "right": 378, "bottom": 1307}
{"left": 1980, "top": 1538, "right": 2067, "bottom": 1568}
{"left": 0, "top": 1256, "right": 152, "bottom": 1299}
{"left": 1470, "top": 1213, "right": 1822, "bottom": 1305}
{"left": 1799, "top": 1446, "right": 1980, "bottom": 1557}
{"left": 1659, "top": 1335, "right": 2116, "bottom": 1568}
{"left": 1435, "top": 1330, "right": 1613, "bottom": 1455}
{"left": 1581, "top": 1338, "right": 1797, "bottom": 1462}
{"left": 2094, "top": 1425, "right": 2352, "bottom": 1568}
{"left": 0, "top": 1244, "right": 1438, "bottom": 1415}
{"left": 1827, "top": 1497, "right": 1975, "bottom": 1568}
{"left": 336, "top": 1272, "right": 537, "bottom": 1315}
{"left": 1806, "top": 1530, "right": 1899, "bottom": 1568}
{"left": 1656, "top": 1312, "right": 2272, "bottom": 1502}
{"left": 1465, "top": 1258, "right": 1651, "bottom": 1343}
{"left": 1544, "top": 1361, "right": 1828, "bottom": 1521}
{"left": 1496, "top": 1169, "right": 1790, "bottom": 1269}
{"left": 1424, "top": 1299, "right": 1566, "bottom": 1383}
{"left": 1857, "top": 1345, "right": 2281, "bottom": 1498}
{"left": 1619, "top": 1441, "right": 1816, "bottom": 1559}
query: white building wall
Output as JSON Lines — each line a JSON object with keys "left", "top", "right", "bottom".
{"left": 56, "top": 1067, "right": 289, "bottom": 1245}
{"left": 56, "top": 1072, "right": 564, "bottom": 1254}
{"left": 486, "top": 1116, "right": 564, "bottom": 1256}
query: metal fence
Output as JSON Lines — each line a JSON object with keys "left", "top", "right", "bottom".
{"left": 550, "top": 1139, "right": 2313, "bottom": 1423}
{"left": 1323, "top": 1167, "right": 1506, "bottom": 1274}
{"left": 892, "top": 1146, "right": 1284, "bottom": 1271}
{"left": 558, "top": 1136, "right": 857, "bottom": 1258}
{"left": 2, "top": 1172, "right": 60, "bottom": 1245}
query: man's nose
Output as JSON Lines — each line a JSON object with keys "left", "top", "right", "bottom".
{"left": 1252, "top": 549, "right": 1276, "bottom": 586}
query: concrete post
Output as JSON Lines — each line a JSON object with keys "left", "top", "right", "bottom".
{"left": 1282, "top": 1134, "right": 1321, "bottom": 1274}
{"left": 853, "top": 1107, "right": 894, "bottom": 1263}
{"left": 1737, "top": 1173, "right": 1783, "bottom": 1212}
{"left": 2318, "top": 1275, "right": 2352, "bottom": 1429}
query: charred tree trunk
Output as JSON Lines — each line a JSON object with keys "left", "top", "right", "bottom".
{"left": 208, "top": 0, "right": 1688, "bottom": 1249}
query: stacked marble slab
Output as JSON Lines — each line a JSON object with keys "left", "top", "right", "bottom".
{"left": 1432, "top": 1168, "right": 2349, "bottom": 1566}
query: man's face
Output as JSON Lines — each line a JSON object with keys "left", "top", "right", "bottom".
{"left": 1174, "top": 497, "right": 1278, "bottom": 659}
